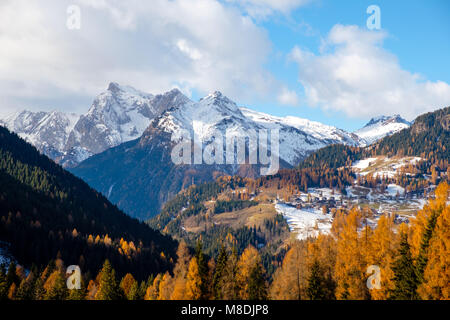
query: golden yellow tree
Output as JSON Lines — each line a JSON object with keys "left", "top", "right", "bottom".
{"left": 86, "top": 280, "right": 98, "bottom": 300}
{"left": 120, "top": 273, "right": 136, "bottom": 299}
{"left": 144, "top": 274, "right": 162, "bottom": 300}
{"left": 367, "top": 214, "right": 398, "bottom": 300}
{"left": 157, "top": 272, "right": 174, "bottom": 300}
{"left": 334, "top": 208, "right": 369, "bottom": 300}
{"left": 270, "top": 241, "right": 308, "bottom": 300}
{"left": 185, "top": 257, "right": 202, "bottom": 300}
{"left": 236, "top": 245, "right": 267, "bottom": 300}
{"left": 171, "top": 241, "right": 191, "bottom": 300}
{"left": 418, "top": 182, "right": 449, "bottom": 299}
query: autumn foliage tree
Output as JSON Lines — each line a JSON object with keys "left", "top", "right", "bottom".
{"left": 185, "top": 258, "right": 202, "bottom": 300}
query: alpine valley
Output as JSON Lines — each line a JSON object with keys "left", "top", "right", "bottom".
{"left": 0, "top": 83, "right": 412, "bottom": 219}
{"left": 0, "top": 83, "right": 448, "bottom": 301}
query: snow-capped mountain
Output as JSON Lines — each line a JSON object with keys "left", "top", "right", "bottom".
{"left": 62, "top": 83, "right": 188, "bottom": 167}
{"left": 0, "top": 110, "right": 79, "bottom": 160}
{"left": 2, "top": 82, "right": 373, "bottom": 172}
{"left": 144, "top": 91, "right": 364, "bottom": 166}
{"left": 71, "top": 90, "right": 367, "bottom": 219}
{"left": 240, "top": 108, "right": 363, "bottom": 165}
{"left": 0, "top": 83, "right": 185, "bottom": 167}
{"left": 354, "top": 115, "right": 411, "bottom": 145}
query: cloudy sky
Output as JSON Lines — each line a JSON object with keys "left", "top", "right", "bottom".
{"left": 0, "top": 0, "right": 449, "bottom": 131}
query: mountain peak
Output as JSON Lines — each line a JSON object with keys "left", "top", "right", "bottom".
{"left": 211, "top": 91, "right": 223, "bottom": 98}
{"left": 355, "top": 114, "right": 411, "bottom": 145}
{"left": 161, "top": 88, "right": 187, "bottom": 100}
{"left": 365, "top": 114, "right": 409, "bottom": 127}
{"left": 167, "top": 88, "right": 182, "bottom": 95}
{"left": 202, "top": 91, "right": 227, "bottom": 101}
{"left": 107, "top": 82, "right": 122, "bottom": 92}
{"left": 200, "top": 91, "right": 239, "bottom": 113}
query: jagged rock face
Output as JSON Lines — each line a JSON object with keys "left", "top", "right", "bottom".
{"left": 62, "top": 83, "right": 188, "bottom": 166}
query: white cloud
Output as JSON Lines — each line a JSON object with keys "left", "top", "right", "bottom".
{"left": 278, "top": 87, "right": 299, "bottom": 106}
{"left": 290, "top": 24, "right": 450, "bottom": 120}
{"left": 0, "top": 0, "right": 287, "bottom": 116}
{"left": 226, "top": 0, "right": 311, "bottom": 19}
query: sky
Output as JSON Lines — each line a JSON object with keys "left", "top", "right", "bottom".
{"left": 0, "top": 0, "right": 449, "bottom": 131}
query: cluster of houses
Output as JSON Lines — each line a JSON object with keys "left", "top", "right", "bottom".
{"left": 276, "top": 191, "right": 348, "bottom": 213}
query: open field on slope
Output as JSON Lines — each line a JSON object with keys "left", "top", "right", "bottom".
{"left": 352, "top": 156, "right": 423, "bottom": 178}
{"left": 182, "top": 201, "right": 278, "bottom": 233}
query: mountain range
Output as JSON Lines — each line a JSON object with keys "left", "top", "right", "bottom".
{"left": 0, "top": 83, "right": 410, "bottom": 167}
{"left": 0, "top": 83, "right": 189, "bottom": 167}
{"left": 0, "top": 83, "right": 412, "bottom": 219}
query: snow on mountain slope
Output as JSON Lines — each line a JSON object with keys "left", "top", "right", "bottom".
{"left": 240, "top": 107, "right": 363, "bottom": 165}
{"left": 2, "top": 83, "right": 381, "bottom": 169}
{"left": 151, "top": 91, "right": 347, "bottom": 166}
{"left": 354, "top": 115, "right": 411, "bottom": 145}
{"left": 63, "top": 84, "right": 191, "bottom": 166}
{"left": 275, "top": 203, "right": 333, "bottom": 240}
{"left": 156, "top": 91, "right": 253, "bottom": 142}
{"left": 0, "top": 83, "right": 185, "bottom": 167}
{"left": 63, "top": 83, "right": 157, "bottom": 165}
{"left": 146, "top": 92, "right": 367, "bottom": 167}
{"left": 0, "top": 110, "right": 79, "bottom": 160}
{"left": 352, "top": 156, "right": 423, "bottom": 178}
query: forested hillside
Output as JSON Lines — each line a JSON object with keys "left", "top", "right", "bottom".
{"left": 368, "top": 106, "right": 449, "bottom": 163}
{"left": 300, "top": 107, "right": 449, "bottom": 171}
{"left": 0, "top": 126, "right": 177, "bottom": 280}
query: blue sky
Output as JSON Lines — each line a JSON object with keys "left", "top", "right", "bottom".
{"left": 250, "top": 0, "right": 450, "bottom": 130}
{"left": 1, "top": 0, "right": 449, "bottom": 132}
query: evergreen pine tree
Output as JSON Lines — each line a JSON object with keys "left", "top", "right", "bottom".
{"left": 248, "top": 263, "right": 267, "bottom": 300}
{"left": 127, "top": 281, "right": 140, "bottom": 300}
{"left": 306, "top": 260, "right": 327, "bottom": 300}
{"left": 44, "top": 270, "right": 68, "bottom": 300}
{"left": 213, "top": 245, "right": 228, "bottom": 300}
{"left": 6, "top": 262, "right": 18, "bottom": 288}
{"left": 221, "top": 247, "right": 240, "bottom": 300}
{"left": 195, "top": 240, "right": 209, "bottom": 299}
{"left": 390, "top": 233, "right": 419, "bottom": 300}
{"left": 33, "top": 277, "right": 46, "bottom": 300}
{"left": 95, "top": 260, "right": 123, "bottom": 300}
{"left": 415, "top": 212, "right": 438, "bottom": 284}
{"left": 138, "top": 280, "right": 148, "bottom": 300}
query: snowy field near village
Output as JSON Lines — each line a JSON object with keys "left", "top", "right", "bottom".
{"left": 275, "top": 156, "right": 433, "bottom": 241}
{"left": 275, "top": 203, "right": 333, "bottom": 240}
